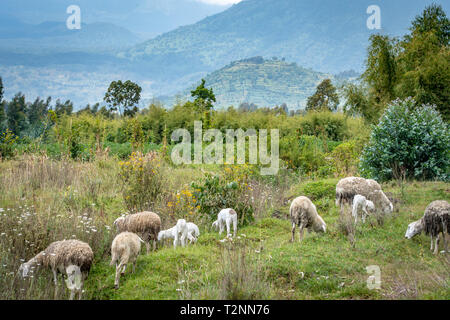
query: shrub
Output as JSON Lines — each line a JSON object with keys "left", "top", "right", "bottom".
{"left": 118, "top": 151, "right": 164, "bottom": 212}
{"left": 360, "top": 98, "right": 450, "bottom": 181}
{"left": 191, "top": 165, "right": 255, "bottom": 226}
{"left": 327, "top": 140, "right": 360, "bottom": 177}
{"left": 0, "top": 129, "right": 18, "bottom": 160}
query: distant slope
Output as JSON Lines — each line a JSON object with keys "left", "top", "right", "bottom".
{"left": 0, "top": 18, "right": 141, "bottom": 54}
{"left": 124, "top": 0, "right": 449, "bottom": 78}
{"left": 162, "top": 57, "right": 333, "bottom": 110}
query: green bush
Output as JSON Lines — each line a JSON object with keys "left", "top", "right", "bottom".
{"left": 0, "top": 129, "right": 18, "bottom": 160}
{"left": 360, "top": 98, "right": 450, "bottom": 181}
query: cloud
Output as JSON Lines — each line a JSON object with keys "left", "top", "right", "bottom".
{"left": 194, "top": 0, "right": 242, "bottom": 5}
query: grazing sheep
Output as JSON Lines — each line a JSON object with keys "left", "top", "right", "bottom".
{"left": 187, "top": 222, "right": 200, "bottom": 244}
{"left": 114, "top": 211, "right": 161, "bottom": 253}
{"left": 110, "top": 232, "right": 144, "bottom": 289}
{"left": 352, "top": 194, "right": 375, "bottom": 224}
{"left": 405, "top": 200, "right": 450, "bottom": 255}
{"left": 290, "top": 196, "right": 326, "bottom": 242}
{"left": 18, "top": 240, "right": 93, "bottom": 300}
{"left": 157, "top": 219, "right": 189, "bottom": 248}
{"left": 336, "top": 177, "right": 393, "bottom": 215}
{"left": 212, "top": 208, "right": 238, "bottom": 237}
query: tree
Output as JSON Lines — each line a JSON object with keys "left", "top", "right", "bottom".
{"left": 191, "top": 79, "right": 216, "bottom": 127}
{"left": 104, "top": 80, "right": 142, "bottom": 116}
{"left": 54, "top": 99, "right": 73, "bottom": 116}
{"left": 26, "top": 96, "right": 51, "bottom": 138}
{"left": 306, "top": 79, "right": 340, "bottom": 112}
{"left": 408, "top": 4, "right": 449, "bottom": 47}
{"left": 6, "top": 93, "right": 27, "bottom": 135}
{"left": 360, "top": 98, "right": 449, "bottom": 182}
{"left": 0, "top": 77, "right": 5, "bottom": 132}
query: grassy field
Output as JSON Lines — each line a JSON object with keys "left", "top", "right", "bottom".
{"left": 0, "top": 156, "right": 449, "bottom": 300}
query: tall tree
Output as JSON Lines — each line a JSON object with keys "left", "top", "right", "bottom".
{"left": 408, "top": 4, "right": 449, "bottom": 46}
{"left": 0, "top": 77, "right": 5, "bottom": 132}
{"left": 6, "top": 92, "right": 27, "bottom": 135}
{"left": 54, "top": 99, "right": 73, "bottom": 116}
{"left": 26, "top": 97, "right": 51, "bottom": 138}
{"left": 306, "top": 79, "right": 340, "bottom": 112}
{"left": 191, "top": 79, "right": 216, "bottom": 127}
{"left": 104, "top": 80, "right": 142, "bottom": 116}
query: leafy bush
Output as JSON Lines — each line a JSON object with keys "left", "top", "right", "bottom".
{"left": 118, "top": 151, "right": 164, "bottom": 212}
{"left": 0, "top": 129, "right": 18, "bottom": 160}
{"left": 327, "top": 140, "right": 360, "bottom": 177}
{"left": 360, "top": 98, "right": 450, "bottom": 181}
{"left": 191, "top": 165, "right": 255, "bottom": 226}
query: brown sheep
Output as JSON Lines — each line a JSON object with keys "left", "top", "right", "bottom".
{"left": 114, "top": 211, "right": 161, "bottom": 253}
{"left": 290, "top": 196, "right": 326, "bottom": 243}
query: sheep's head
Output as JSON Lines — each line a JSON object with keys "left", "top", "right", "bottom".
{"left": 314, "top": 216, "right": 326, "bottom": 233}
{"left": 366, "top": 200, "right": 375, "bottom": 213}
{"left": 113, "top": 216, "right": 125, "bottom": 231}
{"left": 65, "top": 265, "right": 82, "bottom": 292}
{"left": 18, "top": 263, "right": 31, "bottom": 278}
{"left": 157, "top": 230, "right": 166, "bottom": 241}
{"left": 405, "top": 219, "right": 423, "bottom": 239}
{"left": 372, "top": 190, "right": 393, "bottom": 214}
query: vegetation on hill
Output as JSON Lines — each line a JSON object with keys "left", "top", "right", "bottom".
{"left": 165, "top": 57, "right": 331, "bottom": 110}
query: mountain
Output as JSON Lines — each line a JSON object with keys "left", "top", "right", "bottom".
{"left": 160, "top": 56, "right": 334, "bottom": 110}
{"left": 124, "top": 0, "right": 449, "bottom": 77}
{"left": 1, "top": 0, "right": 232, "bottom": 39}
{"left": 0, "top": 18, "right": 141, "bottom": 54}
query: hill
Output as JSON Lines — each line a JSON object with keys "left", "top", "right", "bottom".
{"left": 123, "top": 0, "right": 448, "bottom": 78}
{"left": 163, "top": 56, "right": 334, "bottom": 110}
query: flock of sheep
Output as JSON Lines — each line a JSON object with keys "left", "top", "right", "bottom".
{"left": 17, "top": 176, "right": 449, "bottom": 300}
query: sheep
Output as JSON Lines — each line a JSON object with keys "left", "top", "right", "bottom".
{"left": 18, "top": 239, "right": 93, "bottom": 300}
{"left": 352, "top": 194, "right": 375, "bottom": 224}
{"left": 212, "top": 208, "right": 238, "bottom": 237}
{"left": 110, "top": 232, "right": 144, "bottom": 289}
{"left": 113, "top": 211, "right": 161, "bottom": 253}
{"left": 157, "top": 219, "right": 189, "bottom": 248}
{"left": 187, "top": 222, "right": 200, "bottom": 244}
{"left": 405, "top": 200, "right": 450, "bottom": 255}
{"left": 335, "top": 177, "right": 393, "bottom": 215}
{"left": 290, "top": 196, "right": 326, "bottom": 243}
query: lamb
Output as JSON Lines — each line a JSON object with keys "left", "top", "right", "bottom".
{"left": 405, "top": 200, "right": 450, "bottom": 255}
{"left": 18, "top": 239, "right": 93, "bottom": 300}
{"left": 212, "top": 208, "right": 238, "bottom": 237}
{"left": 157, "top": 219, "right": 189, "bottom": 248}
{"left": 352, "top": 194, "right": 375, "bottom": 224}
{"left": 290, "top": 196, "right": 326, "bottom": 242}
{"left": 335, "top": 177, "right": 393, "bottom": 215}
{"left": 110, "top": 232, "right": 144, "bottom": 289}
{"left": 186, "top": 222, "right": 200, "bottom": 244}
{"left": 113, "top": 211, "right": 161, "bottom": 253}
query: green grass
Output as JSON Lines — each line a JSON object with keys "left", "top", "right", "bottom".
{"left": 84, "top": 180, "right": 449, "bottom": 300}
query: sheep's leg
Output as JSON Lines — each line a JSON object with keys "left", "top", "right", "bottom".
{"left": 298, "top": 222, "right": 305, "bottom": 242}
{"left": 430, "top": 235, "right": 434, "bottom": 252}
{"left": 69, "top": 290, "right": 75, "bottom": 300}
{"left": 233, "top": 218, "right": 237, "bottom": 237}
{"left": 443, "top": 232, "right": 448, "bottom": 253}
{"left": 115, "top": 262, "right": 124, "bottom": 289}
{"left": 146, "top": 242, "right": 150, "bottom": 254}
{"left": 291, "top": 223, "right": 296, "bottom": 242}
{"left": 173, "top": 234, "right": 178, "bottom": 249}
{"left": 153, "top": 239, "right": 157, "bottom": 251}
{"left": 219, "top": 222, "right": 224, "bottom": 235}
{"left": 433, "top": 235, "right": 440, "bottom": 255}
{"left": 226, "top": 219, "right": 231, "bottom": 237}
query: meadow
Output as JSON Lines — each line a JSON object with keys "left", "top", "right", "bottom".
{"left": 0, "top": 153, "right": 448, "bottom": 300}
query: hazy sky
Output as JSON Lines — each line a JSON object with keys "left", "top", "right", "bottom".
{"left": 195, "top": 0, "right": 242, "bottom": 4}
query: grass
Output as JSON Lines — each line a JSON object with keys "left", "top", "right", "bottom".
{"left": 0, "top": 156, "right": 449, "bottom": 300}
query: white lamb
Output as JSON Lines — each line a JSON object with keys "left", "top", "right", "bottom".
{"left": 157, "top": 219, "right": 188, "bottom": 248}
{"left": 352, "top": 194, "right": 375, "bottom": 224}
{"left": 212, "top": 208, "right": 238, "bottom": 237}
{"left": 186, "top": 222, "right": 200, "bottom": 244}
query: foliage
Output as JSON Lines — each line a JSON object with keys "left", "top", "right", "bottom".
{"left": 191, "top": 165, "right": 255, "bottom": 226}
{"left": 104, "top": 80, "right": 142, "bottom": 116}
{"left": 360, "top": 98, "right": 450, "bottom": 182}
{"left": 306, "top": 79, "right": 340, "bottom": 112}
{"left": 0, "top": 129, "right": 18, "bottom": 160}
{"left": 118, "top": 151, "right": 164, "bottom": 212}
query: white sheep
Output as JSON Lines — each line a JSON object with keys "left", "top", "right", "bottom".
{"left": 336, "top": 177, "right": 393, "bottom": 215}
{"left": 290, "top": 196, "right": 326, "bottom": 242}
{"left": 157, "top": 219, "right": 189, "bottom": 248}
{"left": 186, "top": 222, "right": 200, "bottom": 244}
{"left": 113, "top": 211, "right": 161, "bottom": 253}
{"left": 212, "top": 208, "right": 238, "bottom": 237}
{"left": 405, "top": 200, "right": 449, "bottom": 254}
{"left": 18, "top": 239, "right": 94, "bottom": 300}
{"left": 352, "top": 194, "right": 375, "bottom": 224}
{"left": 110, "top": 232, "right": 144, "bottom": 289}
